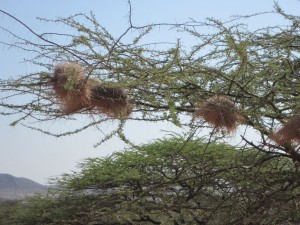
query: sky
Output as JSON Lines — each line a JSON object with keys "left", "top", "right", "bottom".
{"left": 0, "top": 0, "right": 299, "bottom": 184}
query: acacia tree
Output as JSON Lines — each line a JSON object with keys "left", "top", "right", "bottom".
{"left": 1, "top": 137, "right": 300, "bottom": 225}
{"left": 1, "top": 2, "right": 300, "bottom": 224}
{"left": 0, "top": 4, "right": 300, "bottom": 153}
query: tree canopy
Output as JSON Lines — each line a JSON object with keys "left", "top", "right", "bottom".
{"left": 1, "top": 2, "right": 300, "bottom": 224}
{"left": 1, "top": 137, "right": 300, "bottom": 225}
{"left": 1, "top": 4, "right": 300, "bottom": 156}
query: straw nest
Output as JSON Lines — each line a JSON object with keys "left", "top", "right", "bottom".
{"left": 89, "top": 83, "right": 132, "bottom": 118}
{"left": 51, "top": 63, "right": 91, "bottom": 114}
{"left": 272, "top": 115, "right": 300, "bottom": 145}
{"left": 195, "top": 96, "right": 242, "bottom": 132}
{"left": 50, "top": 63, "right": 132, "bottom": 118}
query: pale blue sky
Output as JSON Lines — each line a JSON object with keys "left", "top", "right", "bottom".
{"left": 0, "top": 0, "right": 299, "bottom": 184}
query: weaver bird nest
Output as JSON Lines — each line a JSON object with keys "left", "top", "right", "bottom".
{"left": 272, "top": 115, "right": 300, "bottom": 145}
{"left": 50, "top": 63, "right": 132, "bottom": 118}
{"left": 195, "top": 96, "right": 242, "bottom": 132}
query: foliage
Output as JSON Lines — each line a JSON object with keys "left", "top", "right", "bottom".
{"left": 1, "top": 2, "right": 300, "bottom": 224}
{"left": 2, "top": 138, "right": 300, "bottom": 225}
{"left": 0, "top": 199, "right": 20, "bottom": 225}
{"left": 1, "top": 4, "right": 300, "bottom": 159}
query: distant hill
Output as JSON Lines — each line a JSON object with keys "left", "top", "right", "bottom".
{"left": 0, "top": 174, "right": 48, "bottom": 200}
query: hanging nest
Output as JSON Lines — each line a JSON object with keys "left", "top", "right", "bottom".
{"left": 50, "top": 63, "right": 91, "bottom": 114}
{"left": 50, "top": 63, "right": 132, "bottom": 118}
{"left": 89, "top": 84, "right": 132, "bottom": 118}
{"left": 194, "top": 96, "right": 242, "bottom": 132}
{"left": 272, "top": 115, "right": 300, "bottom": 145}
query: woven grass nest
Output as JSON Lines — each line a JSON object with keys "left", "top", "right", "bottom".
{"left": 195, "top": 96, "right": 242, "bottom": 132}
{"left": 50, "top": 63, "right": 132, "bottom": 118}
{"left": 272, "top": 115, "right": 300, "bottom": 145}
